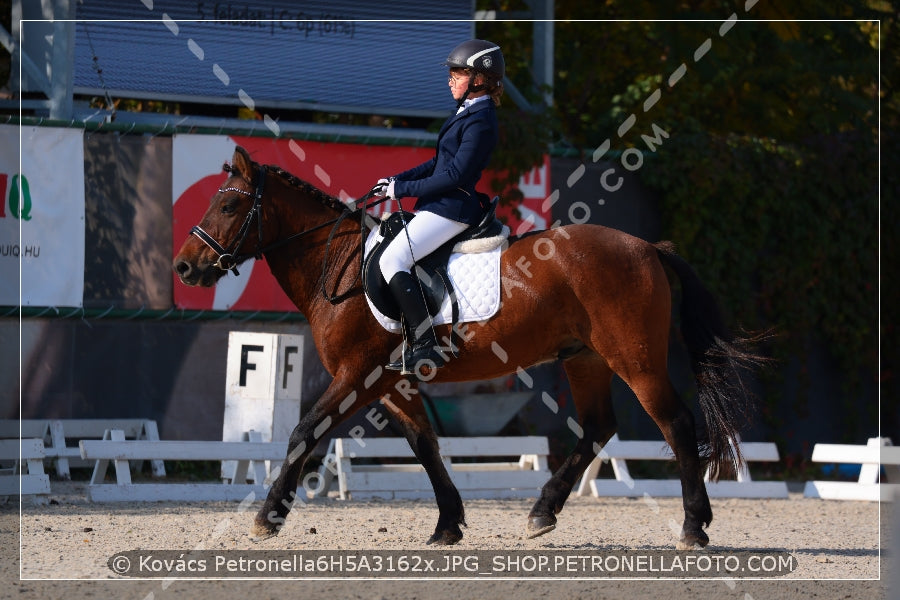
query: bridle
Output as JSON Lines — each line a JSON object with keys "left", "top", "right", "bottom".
{"left": 190, "top": 166, "right": 269, "bottom": 277}
{"left": 189, "top": 164, "right": 385, "bottom": 302}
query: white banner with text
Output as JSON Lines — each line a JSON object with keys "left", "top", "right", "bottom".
{"left": 0, "top": 125, "right": 85, "bottom": 307}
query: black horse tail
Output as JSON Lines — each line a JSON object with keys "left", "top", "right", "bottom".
{"left": 654, "top": 241, "right": 767, "bottom": 481}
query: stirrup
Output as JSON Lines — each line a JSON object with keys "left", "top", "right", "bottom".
{"left": 385, "top": 342, "right": 446, "bottom": 375}
{"left": 385, "top": 333, "right": 411, "bottom": 371}
{"left": 401, "top": 358, "right": 444, "bottom": 378}
{"left": 385, "top": 356, "right": 405, "bottom": 371}
{"left": 400, "top": 343, "right": 446, "bottom": 377}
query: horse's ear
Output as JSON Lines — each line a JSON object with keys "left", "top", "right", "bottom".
{"left": 231, "top": 146, "right": 256, "bottom": 180}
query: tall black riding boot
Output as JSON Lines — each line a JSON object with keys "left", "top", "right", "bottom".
{"left": 384, "top": 271, "right": 446, "bottom": 376}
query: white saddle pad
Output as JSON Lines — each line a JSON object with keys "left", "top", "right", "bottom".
{"left": 364, "top": 228, "right": 503, "bottom": 333}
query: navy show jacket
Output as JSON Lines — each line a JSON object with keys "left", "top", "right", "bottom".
{"left": 392, "top": 98, "right": 498, "bottom": 226}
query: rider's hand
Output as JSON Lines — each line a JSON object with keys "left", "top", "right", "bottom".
{"left": 383, "top": 180, "right": 397, "bottom": 200}
{"left": 374, "top": 177, "right": 396, "bottom": 199}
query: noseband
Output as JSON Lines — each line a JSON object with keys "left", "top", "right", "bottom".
{"left": 189, "top": 167, "right": 268, "bottom": 276}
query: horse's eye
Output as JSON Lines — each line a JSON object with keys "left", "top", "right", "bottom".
{"left": 221, "top": 199, "right": 238, "bottom": 215}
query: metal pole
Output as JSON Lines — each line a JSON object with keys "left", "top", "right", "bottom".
{"left": 531, "top": 0, "right": 554, "bottom": 107}
{"left": 49, "top": 0, "right": 75, "bottom": 120}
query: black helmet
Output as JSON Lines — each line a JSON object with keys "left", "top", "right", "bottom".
{"left": 443, "top": 39, "right": 505, "bottom": 80}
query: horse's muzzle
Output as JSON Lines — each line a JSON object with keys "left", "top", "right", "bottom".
{"left": 172, "top": 257, "right": 222, "bottom": 287}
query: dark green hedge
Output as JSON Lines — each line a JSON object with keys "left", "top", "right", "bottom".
{"left": 640, "top": 126, "right": 880, "bottom": 434}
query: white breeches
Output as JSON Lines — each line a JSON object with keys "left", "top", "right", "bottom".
{"left": 379, "top": 210, "right": 470, "bottom": 282}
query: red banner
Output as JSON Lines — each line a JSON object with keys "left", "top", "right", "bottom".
{"left": 172, "top": 135, "right": 549, "bottom": 312}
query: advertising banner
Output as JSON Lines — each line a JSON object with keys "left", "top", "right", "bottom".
{"left": 172, "top": 135, "right": 549, "bottom": 312}
{"left": 0, "top": 125, "right": 85, "bottom": 307}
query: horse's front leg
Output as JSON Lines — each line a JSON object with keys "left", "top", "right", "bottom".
{"left": 379, "top": 393, "right": 466, "bottom": 545}
{"left": 251, "top": 372, "right": 393, "bottom": 540}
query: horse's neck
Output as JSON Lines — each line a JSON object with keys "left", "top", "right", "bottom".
{"left": 263, "top": 195, "right": 361, "bottom": 319}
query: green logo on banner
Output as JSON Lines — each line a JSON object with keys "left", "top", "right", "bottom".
{"left": 10, "top": 174, "right": 32, "bottom": 221}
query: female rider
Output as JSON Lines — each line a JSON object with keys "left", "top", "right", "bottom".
{"left": 375, "top": 39, "right": 505, "bottom": 377}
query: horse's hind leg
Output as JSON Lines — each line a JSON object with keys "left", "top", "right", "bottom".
{"left": 527, "top": 351, "right": 617, "bottom": 538}
{"left": 380, "top": 394, "right": 466, "bottom": 545}
{"left": 629, "top": 372, "right": 712, "bottom": 550}
{"left": 593, "top": 248, "right": 712, "bottom": 549}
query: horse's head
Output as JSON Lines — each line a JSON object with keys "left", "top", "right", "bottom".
{"left": 173, "top": 146, "right": 266, "bottom": 286}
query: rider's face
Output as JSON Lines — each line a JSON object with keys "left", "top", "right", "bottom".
{"left": 448, "top": 69, "right": 472, "bottom": 101}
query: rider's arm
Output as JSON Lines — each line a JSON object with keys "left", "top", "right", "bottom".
{"left": 393, "top": 116, "right": 496, "bottom": 200}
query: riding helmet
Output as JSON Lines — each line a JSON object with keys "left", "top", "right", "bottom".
{"left": 443, "top": 39, "right": 505, "bottom": 80}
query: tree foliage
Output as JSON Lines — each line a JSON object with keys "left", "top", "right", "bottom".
{"left": 477, "top": 2, "right": 888, "bottom": 428}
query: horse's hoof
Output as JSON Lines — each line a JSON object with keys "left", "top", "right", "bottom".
{"left": 426, "top": 528, "right": 463, "bottom": 545}
{"left": 676, "top": 528, "right": 709, "bottom": 551}
{"left": 525, "top": 514, "right": 557, "bottom": 539}
{"left": 250, "top": 521, "right": 279, "bottom": 542}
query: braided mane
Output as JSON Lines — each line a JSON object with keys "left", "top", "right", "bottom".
{"left": 222, "top": 161, "right": 348, "bottom": 214}
{"left": 270, "top": 165, "right": 349, "bottom": 214}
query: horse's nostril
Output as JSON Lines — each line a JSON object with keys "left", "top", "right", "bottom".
{"left": 173, "top": 259, "right": 191, "bottom": 277}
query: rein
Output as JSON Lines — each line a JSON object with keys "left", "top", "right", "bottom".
{"left": 190, "top": 166, "right": 387, "bottom": 302}
{"left": 319, "top": 188, "right": 391, "bottom": 304}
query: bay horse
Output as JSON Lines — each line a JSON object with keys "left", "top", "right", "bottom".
{"left": 173, "top": 146, "right": 762, "bottom": 549}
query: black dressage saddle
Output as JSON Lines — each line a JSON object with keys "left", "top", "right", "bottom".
{"left": 362, "top": 196, "right": 503, "bottom": 323}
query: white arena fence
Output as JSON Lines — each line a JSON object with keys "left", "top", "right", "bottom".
{"left": 2, "top": 420, "right": 896, "bottom": 503}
